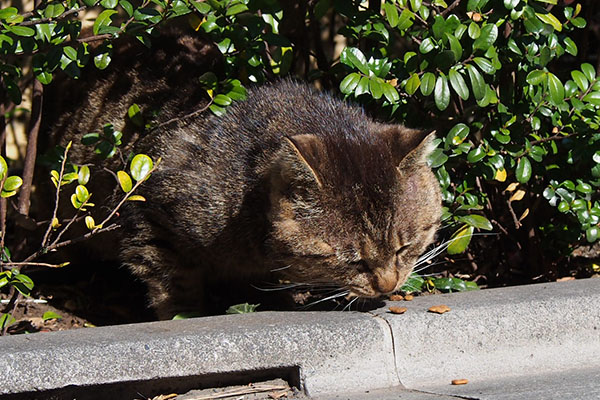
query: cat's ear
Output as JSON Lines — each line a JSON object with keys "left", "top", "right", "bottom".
{"left": 378, "top": 125, "right": 437, "bottom": 170}
{"left": 274, "top": 134, "right": 324, "bottom": 188}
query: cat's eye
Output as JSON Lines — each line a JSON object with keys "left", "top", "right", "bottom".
{"left": 396, "top": 243, "right": 412, "bottom": 256}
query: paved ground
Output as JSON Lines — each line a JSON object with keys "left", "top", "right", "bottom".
{"left": 1, "top": 278, "right": 599, "bottom": 399}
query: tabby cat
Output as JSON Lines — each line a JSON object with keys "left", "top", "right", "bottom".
{"left": 45, "top": 34, "right": 442, "bottom": 319}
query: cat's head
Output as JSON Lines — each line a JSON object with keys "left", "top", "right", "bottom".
{"left": 267, "top": 124, "right": 441, "bottom": 298}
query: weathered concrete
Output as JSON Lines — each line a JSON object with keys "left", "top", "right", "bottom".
{"left": 0, "top": 311, "right": 398, "bottom": 398}
{"left": 374, "top": 278, "right": 600, "bottom": 391}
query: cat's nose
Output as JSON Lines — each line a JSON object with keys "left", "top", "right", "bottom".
{"left": 374, "top": 269, "right": 398, "bottom": 294}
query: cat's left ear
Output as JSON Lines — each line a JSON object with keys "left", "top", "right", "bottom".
{"left": 377, "top": 125, "right": 437, "bottom": 169}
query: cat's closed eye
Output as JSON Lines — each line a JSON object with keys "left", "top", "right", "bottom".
{"left": 396, "top": 243, "right": 412, "bottom": 256}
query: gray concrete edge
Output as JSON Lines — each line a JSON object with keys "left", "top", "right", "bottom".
{"left": 1, "top": 278, "right": 599, "bottom": 397}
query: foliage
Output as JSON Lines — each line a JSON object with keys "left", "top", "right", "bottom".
{"left": 0, "top": 0, "right": 599, "bottom": 328}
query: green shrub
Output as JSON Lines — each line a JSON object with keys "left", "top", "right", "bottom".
{"left": 0, "top": 0, "right": 598, "bottom": 327}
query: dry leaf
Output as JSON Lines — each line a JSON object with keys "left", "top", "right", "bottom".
{"left": 428, "top": 304, "right": 451, "bottom": 314}
{"left": 389, "top": 306, "right": 407, "bottom": 314}
{"left": 557, "top": 277, "right": 575, "bottom": 282}
{"left": 519, "top": 208, "right": 529, "bottom": 222}
{"left": 505, "top": 182, "right": 519, "bottom": 192}
{"left": 509, "top": 189, "right": 526, "bottom": 202}
{"left": 451, "top": 379, "right": 469, "bottom": 385}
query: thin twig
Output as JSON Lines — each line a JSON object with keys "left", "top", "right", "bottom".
{"left": 441, "top": 0, "right": 463, "bottom": 16}
{"left": 2, "top": 261, "right": 67, "bottom": 268}
{"left": 40, "top": 144, "right": 71, "bottom": 248}
{"left": 18, "top": 7, "right": 85, "bottom": 26}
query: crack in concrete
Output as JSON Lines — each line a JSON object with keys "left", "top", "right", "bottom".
{"left": 368, "top": 312, "right": 403, "bottom": 388}
{"left": 367, "top": 312, "right": 481, "bottom": 400}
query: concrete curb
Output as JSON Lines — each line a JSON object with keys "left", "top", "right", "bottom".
{"left": 1, "top": 278, "right": 599, "bottom": 399}
{"left": 1, "top": 310, "right": 398, "bottom": 398}
{"left": 374, "top": 277, "right": 600, "bottom": 398}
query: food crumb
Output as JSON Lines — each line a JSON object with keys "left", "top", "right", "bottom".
{"left": 404, "top": 294, "right": 414, "bottom": 301}
{"left": 388, "top": 306, "right": 407, "bottom": 314}
{"left": 428, "top": 304, "right": 451, "bottom": 314}
{"left": 451, "top": 379, "right": 469, "bottom": 385}
{"left": 389, "top": 294, "right": 404, "bottom": 301}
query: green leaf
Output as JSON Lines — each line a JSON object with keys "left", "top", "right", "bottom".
{"left": 127, "top": 104, "right": 144, "bottom": 127}
{"left": 420, "top": 72, "right": 436, "bottom": 96}
{"left": 458, "top": 214, "right": 493, "bottom": 230}
{"left": 468, "top": 22, "right": 480, "bottom": 39}
{"left": 405, "top": 73, "right": 420, "bottom": 95}
{"left": 341, "top": 47, "right": 369, "bottom": 75}
{"left": 448, "top": 69, "right": 469, "bottom": 100}
{"left": 75, "top": 185, "right": 89, "bottom": 203}
{"left": 77, "top": 166, "right": 90, "bottom": 185}
{"left": 516, "top": 157, "right": 532, "bottom": 183}
{"left": 473, "top": 57, "right": 495, "bottom": 74}
{"left": 467, "top": 147, "right": 485, "bottom": 163}
{"left": 369, "top": 78, "right": 383, "bottom": 100}
{"left": 226, "top": 303, "right": 259, "bottom": 314}
{"left": 547, "top": 72, "right": 564, "bottom": 105}
{"left": 434, "top": 73, "right": 450, "bottom": 110}
{"left": 575, "top": 182, "right": 592, "bottom": 194}
{"left": 130, "top": 154, "right": 153, "bottom": 181}
{"left": 581, "top": 63, "right": 596, "bottom": 82}
{"left": 3, "top": 176, "right": 22, "bottom": 192}
{"left": 213, "top": 94, "right": 232, "bottom": 107}
{"left": 419, "top": 37, "right": 436, "bottom": 54}
{"left": 43, "top": 311, "right": 62, "bottom": 321}
{"left": 446, "top": 34, "right": 463, "bottom": 60}
{"left": 120, "top": 0, "right": 134, "bottom": 16}
{"left": 209, "top": 104, "right": 226, "bottom": 117}
{"left": 428, "top": 148, "right": 448, "bottom": 168}
{"left": 583, "top": 92, "right": 600, "bottom": 106}
{"left": 563, "top": 37, "right": 577, "bottom": 56}
{"left": 7, "top": 25, "right": 35, "bottom": 37}
{"left": 340, "top": 73, "right": 361, "bottom": 94}
{"left": 381, "top": 82, "right": 400, "bottom": 103}
{"left": 447, "top": 225, "right": 474, "bottom": 255}
{"left": 94, "top": 49, "right": 112, "bottom": 70}
{"left": 0, "top": 313, "right": 16, "bottom": 330}
{"left": 0, "top": 156, "right": 7, "bottom": 180}
{"left": 465, "top": 64, "right": 485, "bottom": 100}
{"left": 44, "top": 3, "right": 65, "bottom": 18}
{"left": 526, "top": 70, "right": 546, "bottom": 85}
{"left": 0, "top": 7, "right": 18, "bottom": 20}
{"left": 473, "top": 24, "right": 498, "bottom": 51}
{"left": 535, "top": 12, "right": 562, "bottom": 31}
{"left": 355, "top": 76, "right": 370, "bottom": 96}
{"left": 226, "top": 3, "right": 248, "bottom": 16}
{"left": 571, "top": 70, "right": 588, "bottom": 91}
{"left": 93, "top": 9, "right": 118, "bottom": 35}
{"left": 586, "top": 226, "right": 599, "bottom": 243}
{"left": 383, "top": 2, "right": 399, "bottom": 27}
{"left": 117, "top": 170, "right": 133, "bottom": 192}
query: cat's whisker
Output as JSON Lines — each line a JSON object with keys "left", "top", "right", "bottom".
{"left": 342, "top": 296, "right": 359, "bottom": 311}
{"left": 251, "top": 282, "right": 304, "bottom": 292}
{"left": 301, "top": 289, "right": 350, "bottom": 309}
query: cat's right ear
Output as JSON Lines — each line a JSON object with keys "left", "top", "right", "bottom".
{"left": 271, "top": 134, "right": 324, "bottom": 190}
